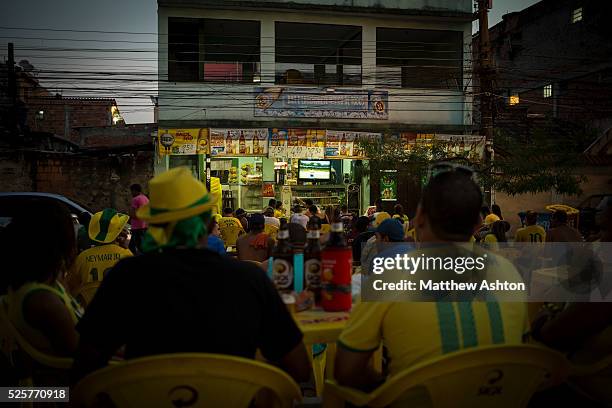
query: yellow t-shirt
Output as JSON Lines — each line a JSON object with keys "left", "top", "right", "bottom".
{"left": 515, "top": 225, "right": 546, "bottom": 243}
{"left": 338, "top": 250, "right": 528, "bottom": 376}
{"left": 219, "top": 217, "right": 245, "bottom": 247}
{"left": 68, "top": 244, "right": 132, "bottom": 293}
{"left": 274, "top": 209, "right": 283, "bottom": 219}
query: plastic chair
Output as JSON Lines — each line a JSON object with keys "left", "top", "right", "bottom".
{"left": 219, "top": 217, "right": 245, "bottom": 247}
{"left": 72, "top": 353, "right": 302, "bottom": 408}
{"left": 323, "top": 344, "right": 569, "bottom": 408}
{"left": 264, "top": 224, "right": 279, "bottom": 241}
{"left": 74, "top": 281, "right": 101, "bottom": 308}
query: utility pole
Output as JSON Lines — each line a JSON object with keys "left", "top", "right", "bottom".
{"left": 476, "top": 0, "right": 495, "bottom": 205}
{"left": 7, "top": 42, "right": 17, "bottom": 135}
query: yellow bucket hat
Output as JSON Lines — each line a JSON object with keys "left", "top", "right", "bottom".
{"left": 484, "top": 213, "right": 501, "bottom": 226}
{"left": 136, "top": 166, "right": 217, "bottom": 224}
{"left": 374, "top": 211, "right": 391, "bottom": 226}
{"left": 89, "top": 209, "right": 130, "bottom": 244}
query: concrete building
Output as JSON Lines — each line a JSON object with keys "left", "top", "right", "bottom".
{"left": 157, "top": 0, "right": 474, "bottom": 212}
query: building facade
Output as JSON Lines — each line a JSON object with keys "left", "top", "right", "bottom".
{"left": 157, "top": 0, "right": 474, "bottom": 213}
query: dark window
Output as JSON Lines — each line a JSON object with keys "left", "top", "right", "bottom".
{"left": 376, "top": 28, "right": 463, "bottom": 89}
{"left": 275, "top": 22, "right": 362, "bottom": 86}
{"left": 168, "top": 18, "right": 260, "bottom": 83}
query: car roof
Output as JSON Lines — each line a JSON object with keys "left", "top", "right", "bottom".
{"left": 0, "top": 192, "right": 91, "bottom": 214}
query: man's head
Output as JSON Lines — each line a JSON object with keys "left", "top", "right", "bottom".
{"left": 304, "top": 199, "right": 314, "bottom": 207}
{"left": 130, "top": 183, "right": 143, "bottom": 197}
{"left": 268, "top": 198, "right": 277, "bottom": 208}
{"left": 551, "top": 210, "right": 568, "bottom": 227}
{"left": 525, "top": 210, "right": 538, "bottom": 226}
{"left": 223, "top": 207, "right": 234, "bottom": 217}
{"left": 415, "top": 171, "right": 483, "bottom": 242}
{"left": 376, "top": 219, "right": 404, "bottom": 243}
{"left": 354, "top": 216, "right": 370, "bottom": 233}
{"left": 394, "top": 204, "right": 404, "bottom": 215}
{"left": 250, "top": 213, "right": 265, "bottom": 232}
{"left": 264, "top": 207, "right": 275, "bottom": 217}
{"left": 293, "top": 205, "right": 303, "bottom": 214}
{"left": 275, "top": 201, "right": 283, "bottom": 210}
{"left": 308, "top": 205, "right": 318, "bottom": 217}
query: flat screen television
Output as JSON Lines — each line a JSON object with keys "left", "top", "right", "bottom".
{"left": 298, "top": 159, "right": 331, "bottom": 181}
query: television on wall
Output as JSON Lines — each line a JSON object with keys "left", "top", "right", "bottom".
{"left": 298, "top": 159, "right": 331, "bottom": 181}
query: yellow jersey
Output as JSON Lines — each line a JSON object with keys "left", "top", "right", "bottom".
{"left": 218, "top": 216, "right": 245, "bottom": 247}
{"left": 67, "top": 244, "right": 132, "bottom": 293}
{"left": 515, "top": 225, "right": 546, "bottom": 243}
{"left": 6, "top": 281, "right": 83, "bottom": 354}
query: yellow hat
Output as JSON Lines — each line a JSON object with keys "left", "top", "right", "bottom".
{"left": 484, "top": 214, "right": 501, "bottom": 226}
{"left": 136, "top": 167, "right": 217, "bottom": 224}
{"left": 374, "top": 212, "right": 391, "bottom": 226}
{"left": 89, "top": 209, "right": 130, "bottom": 244}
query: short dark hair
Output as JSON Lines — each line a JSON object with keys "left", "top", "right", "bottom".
{"left": 308, "top": 205, "right": 318, "bottom": 215}
{"left": 264, "top": 207, "right": 275, "bottom": 217}
{"left": 491, "top": 204, "right": 503, "bottom": 219}
{"left": 420, "top": 172, "right": 483, "bottom": 240}
{"left": 5, "top": 200, "right": 77, "bottom": 289}
{"left": 355, "top": 216, "right": 370, "bottom": 233}
{"left": 304, "top": 199, "right": 314, "bottom": 206}
{"left": 341, "top": 204, "right": 348, "bottom": 212}
{"left": 394, "top": 204, "right": 404, "bottom": 215}
{"left": 275, "top": 201, "right": 283, "bottom": 209}
{"left": 130, "top": 183, "right": 142, "bottom": 192}
{"left": 223, "top": 207, "right": 233, "bottom": 215}
{"left": 235, "top": 208, "right": 246, "bottom": 217}
{"left": 525, "top": 210, "right": 538, "bottom": 225}
{"left": 480, "top": 205, "right": 491, "bottom": 218}
{"left": 552, "top": 210, "right": 568, "bottom": 224}
{"left": 268, "top": 198, "right": 277, "bottom": 207}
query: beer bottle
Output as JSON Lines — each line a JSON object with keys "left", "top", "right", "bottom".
{"left": 304, "top": 216, "right": 322, "bottom": 303}
{"left": 239, "top": 131, "right": 246, "bottom": 154}
{"left": 321, "top": 216, "right": 352, "bottom": 311}
{"left": 272, "top": 219, "right": 294, "bottom": 293}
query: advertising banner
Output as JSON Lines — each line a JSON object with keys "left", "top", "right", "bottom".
{"left": 210, "top": 128, "right": 268, "bottom": 157}
{"left": 380, "top": 170, "right": 398, "bottom": 202}
{"left": 158, "top": 128, "right": 208, "bottom": 156}
{"left": 325, "top": 130, "right": 380, "bottom": 159}
{"left": 254, "top": 87, "right": 388, "bottom": 120}
{"left": 268, "top": 128, "right": 325, "bottom": 158}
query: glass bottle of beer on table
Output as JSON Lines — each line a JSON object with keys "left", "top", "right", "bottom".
{"left": 272, "top": 219, "right": 294, "bottom": 293}
{"left": 304, "top": 215, "right": 322, "bottom": 304}
{"left": 321, "top": 217, "right": 352, "bottom": 311}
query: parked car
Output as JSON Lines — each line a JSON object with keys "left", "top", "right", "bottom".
{"left": 0, "top": 192, "right": 92, "bottom": 228}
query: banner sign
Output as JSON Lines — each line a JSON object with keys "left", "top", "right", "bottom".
{"left": 210, "top": 128, "right": 268, "bottom": 157}
{"left": 254, "top": 87, "right": 388, "bottom": 120}
{"left": 400, "top": 133, "right": 486, "bottom": 160}
{"left": 268, "top": 129, "right": 325, "bottom": 158}
{"left": 325, "top": 130, "right": 380, "bottom": 159}
{"left": 158, "top": 129, "right": 208, "bottom": 156}
{"left": 380, "top": 170, "right": 398, "bottom": 201}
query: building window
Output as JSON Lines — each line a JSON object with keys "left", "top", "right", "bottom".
{"left": 35, "top": 109, "right": 45, "bottom": 120}
{"left": 376, "top": 28, "right": 463, "bottom": 89}
{"left": 509, "top": 94, "right": 519, "bottom": 105}
{"left": 543, "top": 84, "right": 552, "bottom": 98}
{"left": 572, "top": 7, "right": 583, "bottom": 23}
{"left": 275, "top": 22, "right": 362, "bottom": 86}
{"left": 168, "top": 18, "right": 260, "bottom": 83}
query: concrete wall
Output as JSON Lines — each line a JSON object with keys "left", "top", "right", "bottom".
{"left": 158, "top": 7, "right": 472, "bottom": 128}
{"left": 495, "top": 166, "right": 612, "bottom": 234}
{"left": 0, "top": 150, "right": 154, "bottom": 213}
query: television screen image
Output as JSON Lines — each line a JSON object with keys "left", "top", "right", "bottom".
{"left": 298, "top": 160, "right": 331, "bottom": 180}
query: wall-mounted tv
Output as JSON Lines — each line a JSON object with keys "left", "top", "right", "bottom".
{"left": 298, "top": 159, "right": 331, "bottom": 181}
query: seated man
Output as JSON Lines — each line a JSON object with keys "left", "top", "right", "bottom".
{"left": 72, "top": 167, "right": 310, "bottom": 383}
{"left": 335, "top": 171, "right": 527, "bottom": 391}
{"left": 236, "top": 214, "right": 274, "bottom": 262}
{"left": 515, "top": 210, "right": 546, "bottom": 243}
{"left": 547, "top": 210, "right": 582, "bottom": 242}
{"left": 66, "top": 209, "right": 133, "bottom": 296}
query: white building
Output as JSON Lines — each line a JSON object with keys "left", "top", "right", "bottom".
{"left": 157, "top": 0, "right": 473, "bottom": 213}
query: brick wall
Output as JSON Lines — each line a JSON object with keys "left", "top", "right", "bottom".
{"left": 0, "top": 150, "right": 154, "bottom": 213}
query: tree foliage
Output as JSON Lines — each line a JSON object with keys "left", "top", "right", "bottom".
{"left": 357, "top": 120, "right": 596, "bottom": 197}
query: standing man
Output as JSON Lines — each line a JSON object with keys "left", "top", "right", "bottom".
{"left": 515, "top": 210, "right": 546, "bottom": 243}
{"left": 129, "top": 183, "right": 149, "bottom": 254}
